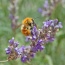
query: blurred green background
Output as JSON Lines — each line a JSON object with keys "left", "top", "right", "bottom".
{"left": 0, "top": 0, "right": 65, "bottom": 65}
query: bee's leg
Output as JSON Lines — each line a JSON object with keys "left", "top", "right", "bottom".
{"left": 31, "top": 31, "right": 33, "bottom": 36}
{"left": 31, "top": 19, "right": 37, "bottom": 27}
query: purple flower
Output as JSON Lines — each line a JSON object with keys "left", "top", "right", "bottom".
{"left": 38, "top": 8, "right": 43, "bottom": 13}
{"left": 43, "top": 0, "right": 49, "bottom": 9}
{"left": 58, "top": 22, "right": 63, "bottom": 28}
{"left": 54, "top": 19, "right": 58, "bottom": 23}
{"left": 31, "top": 26, "right": 38, "bottom": 35}
{"left": 9, "top": 37, "right": 19, "bottom": 47}
{"left": 31, "top": 40, "right": 44, "bottom": 53}
{"left": 55, "top": 25, "right": 59, "bottom": 28}
{"left": 39, "top": 45, "right": 45, "bottom": 51}
{"left": 9, "top": 14, "right": 14, "bottom": 20}
{"left": 31, "top": 46, "right": 38, "bottom": 53}
{"left": 47, "top": 37, "right": 55, "bottom": 42}
{"left": 5, "top": 47, "right": 11, "bottom": 54}
{"left": 9, "top": 37, "right": 14, "bottom": 44}
{"left": 32, "top": 35, "right": 36, "bottom": 40}
{"left": 14, "top": 41, "right": 19, "bottom": 47}
{"left": 51, "top": 22, "right": 54, "bottom": 26}
{"left": 30, "top": 53, "right": 35, "bottom": 57}
{"left": 30, "top": 26, "right": 39, "bottom": 41}
{"left": 43, "top": 20, "right": 55, "bottom": 27}
{"left": 47, "top": 20, "right": 52, "bottom": 25}
{"left": 37, "top": 39, "right": 43, "bottom": 44}
{"left": 5, "top": 19, "right": 62, "bottom": 63}
{"left": 43, "top": 22, "right": 49, "bottom": 27}
{"left": 17, "top": 46, "right": 25, "bottom": 55}
{"left": 43, "top": 19, "right": 62, "bottom": 28}
{"left": 21, "top": 56, "right": 29, "bottom": 62}
{"left": 25, "top": 36, "right": 32, "bottom": 42}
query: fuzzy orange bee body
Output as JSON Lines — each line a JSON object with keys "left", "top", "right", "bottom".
{"left": 21, "top": 25, "right": 31, "bottom": 36}
{"left": 21, "top": 17, "right": 35, "bottom": 36}
{"left": 22, "top": 17, "right": 33, "bottom": 26}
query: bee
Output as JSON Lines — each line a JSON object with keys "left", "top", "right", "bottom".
{"left": 21, "top": 17, "right": 36, "bottom": 36}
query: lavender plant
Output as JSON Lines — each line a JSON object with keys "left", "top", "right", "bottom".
{"left": 4, "top": 19, "right": 62, "bottom": 63}
{"left": 38, "top": 0, "right": 61, "bottom": 19}
{"left": 9, "top": 0, "right": 19, "bottom": 33}
{"left": 0, "top": 0, "right": 63, "bottom": 64}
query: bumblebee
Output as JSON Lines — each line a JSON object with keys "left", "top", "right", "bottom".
{"left": 21, "top": 17, "right": 36, "bottom": 36}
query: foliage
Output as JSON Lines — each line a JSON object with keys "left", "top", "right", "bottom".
{"left": 0, "top": 0, "right": 65, "bottom": 65}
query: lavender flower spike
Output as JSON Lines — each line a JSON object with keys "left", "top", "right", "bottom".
{"left": 5, "top": 19, "right": 62, "bottom": 63}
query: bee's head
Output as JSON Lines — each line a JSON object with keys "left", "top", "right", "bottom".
{"left": 22, "top": 17, "right": 32, "bottom": 25}
{"left": 22, "top": 17, "right": 34, "bottom": 27}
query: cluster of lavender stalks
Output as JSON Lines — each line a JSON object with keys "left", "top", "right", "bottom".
{"left": 38, "top": 0, "right": 61, "bottom": 18}
{"left": 5, "top": 19, "right": 62, "bottom": 63}
{"left": 9, "top": 0, "right": 19, "bottom": 32}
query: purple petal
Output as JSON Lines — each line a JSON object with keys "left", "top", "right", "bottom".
{"left": 32, "top": 35, "right": 36, "bottom": 40}
{"left": 25, "top": 36, "right": 32, "bottom": 42}
{"left": 21, "top": 56, "right": 29, "bottom": 62}
{"left": 9, "top": 37, "right": 14, "bottom": 44}
{"left": 17, "top": 46, "right": 25, "bottom": 55}
{"left": 5, "top": 48, "right": 11, "bottom": 54}
{"left": 39, "top": 46, "right": 45, "bottom": 51}
{"left": 58, "top": 22, "right": 63, "bottom": 28}
{"left": 38, "top": 8, "right": 43, "bottom": 13}
{"left": 37, "top": 39, "right": 43, "bottom": 44}
{"left": 14, "top": 41, "right": 19, "bottom": 47}
{"left": 43, "top": 0, "right": 49, "bottom": 9}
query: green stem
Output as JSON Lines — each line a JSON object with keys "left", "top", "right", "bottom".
{"left": 0, "top": 60, "right": 8, "bottom": 63}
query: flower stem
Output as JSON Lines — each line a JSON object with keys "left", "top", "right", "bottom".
{"left": 0, "top": 60, "right": 8, "bottom": 63}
